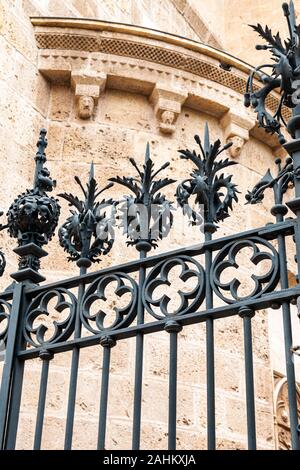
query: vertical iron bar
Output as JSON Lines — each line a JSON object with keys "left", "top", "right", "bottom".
{"left": 239, "top": 306, "right": 256, "bottom": 449}
{"left": 284, "top": 104, "right": 300, "bottom": 449}
{"left": 0, "top": 283, "right": 23, "bottom": 449}
{"left": 2, "top": 286, "right": 29, "bottom": 450}
{"left": 273, "top": 201, "right": 300, "bottom": 450}
{"left": 33, "top": 351, "right": 53, "bottom": 450}
{"left": 277, "top": 231, "right": 300, "bottom": 450}
{"left": 165, "top": 321, "right": 182, "bottom": 450}
{"left": 205, "top": 231, "right": 215, "bottom": 450}
{"left": 64, "top": 265, "right": 87, "bottom": 450}
{"left": 4, "top": 358, "right": 25, "bottom": 449}
{"left": 132, "top": 249, "right": 146, "bottom": 450}
{"left": 97, "top": 338, "right": 115, "bottom": 450}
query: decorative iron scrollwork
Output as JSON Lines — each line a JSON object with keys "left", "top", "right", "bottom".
{"left": 24, "top": 288, "right": 77, "bottom": 347}
{"left": 245, "top": 156, "right": 294, "bottom": 214}
{"left": 176, "top": 123, "right": 239, "bottom": 232}
{"left": 143, "top": 256, "right": 205, "bottom": 319}
{"left": 211, "top": 237, "right": 280, "bottom": 304}
{"left": 81, "top": 273, "right": 138, "bottom": 333}
{"left": 244, "top": 1, "right": 300, "bottom": 143}
{"left": 58, "top": 163, "right": 116, "bottom": 263}
{"left": 0, "top": 300, "right": 12, "bottom": 344}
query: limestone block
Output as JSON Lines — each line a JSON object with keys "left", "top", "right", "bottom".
{"left": 216, "top": 437, "right": 246, "bottom": 450}
{"left": 97, "top": 90, "right": 154, "bottom": 132}
{"left": 140, "top": 422, "right": 167, "bottom": 450}
{"left": 15, "top": 414, "right": 35, "bottom": 449}
{"left": 49, "top": 85, "right": 72, "bottom": 121}
{"left": 215, "top": 352, "right": 243, "bottom": 393}
{"left": 107, "top": 419, "right": 134, "bottom": 450}
{"left": 1, "top": 11, "right": 37, "bottom": 63}
{"left": 142, "top": 379, "right": 169, "bottom": 424}
{"left": 107, "top": 375, "right": 134, "bottom": 420}
{"left": 62, "top": 124, "right": 134, "bottom": 164}
{"left": 71, "top": 0, "right": 98, "bottom": 17}
{"left": 175, "top": 429, "right": 206, "bottom": 450}
{"left": 253, "top": 363, "right": 274, "bottom": 403}
{"left": 256, "top": 405, "right": 275, "bottom": 445}
{"left": 177, "top": 384, "right": 198, "bottom": 428}
{"left": 225, "top": 397, "right": 246, "bottom": 435}
{"left": 75, "top": 372, "right": 101, "bottom": 415}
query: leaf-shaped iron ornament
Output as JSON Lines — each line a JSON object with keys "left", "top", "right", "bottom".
{"left": 245, "top": 156, "right": 294, "bottom": 213}
{"left": 176, "top": 123, "right": 239, "bottom": 233}
{"left": 109, "top": 143, "right": 175, "bottom": 251}
{"left": 245, "top": 1, "right": 300, "bottom": 143}
{"left": 58, "top": 163, "right": 116, "bottom": 263}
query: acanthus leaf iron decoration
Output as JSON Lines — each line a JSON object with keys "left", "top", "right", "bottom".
{"left": 245, "top": 156, "right": 294, "bottom": 211}
{"left": 109, "top": 143, "right": 175, "bottom": 250}
{"left": 58, "top": 162, "right": 116, "bottom": 263}
{"left": 244, "top": 1, "right": 300, "bottom": 143}
{"left": 7, "top": 129, "right": 60, "bottom": 248}
{"left": 176, "top": 122, "right": 239, "bottom": 232}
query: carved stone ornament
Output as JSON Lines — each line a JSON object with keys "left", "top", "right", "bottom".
{"left": 71, "top": 72, "right": 106, "bottom": 120}
{"left": 274, "top": 372, "right": 300, "bottom": 450}
{"left": 226, "top": 135, "right": 245, "bottom": 158}
{"left": 77, "top": 95, "right": 95, "bottom": 119}
{"left": 33, "top": 19, "right": 290, "bottom": 150}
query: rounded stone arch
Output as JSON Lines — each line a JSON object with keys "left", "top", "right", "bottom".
{"left": 32, "top": 17, "right": 287, "bottom": 156}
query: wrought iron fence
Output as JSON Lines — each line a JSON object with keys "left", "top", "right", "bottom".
{"left": 0, "top": 0, "right": 300, "bottom": 451}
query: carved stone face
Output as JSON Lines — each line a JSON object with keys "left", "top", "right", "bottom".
{"left": 228, "top": 135, "right": 245, "bottom": 158}
{"left": 78, "top": 95, "right": 94, "bottom": 119}
{"left": 161, "top": 110, "right": 175, "bottom": 125}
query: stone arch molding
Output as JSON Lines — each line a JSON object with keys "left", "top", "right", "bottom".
{"left": 32, "top": 18, "right": 288, "bottom": 155}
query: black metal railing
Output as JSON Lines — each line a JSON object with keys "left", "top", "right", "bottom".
{"left": 1, "top": 1, "right": 300, "bottom": 450}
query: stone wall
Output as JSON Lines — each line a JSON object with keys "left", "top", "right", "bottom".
{"left": 0, "top": 0, "right": 298, "bottom": 450}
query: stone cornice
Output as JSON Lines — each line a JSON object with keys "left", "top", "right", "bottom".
{"left": 31, "top": 17, "right": 288, "bottom": 147}
{"left": 30, "top": 17, "right": 258, "bottom": 75}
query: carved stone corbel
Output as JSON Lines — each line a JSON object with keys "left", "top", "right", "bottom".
{"left": 71, "top": 72, "right": 107, "bottom": 119}
{"left": 149, "top": 84, "right": 187, "bottom": 134}
{"left": 220, "top": 110, "right": 255, "bottom": 158}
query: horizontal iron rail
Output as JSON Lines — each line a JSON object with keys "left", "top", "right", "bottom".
{"left": 17, "top": 285, "right": 300, "bottom": 359}
{"left": 10, "top": 219, "right": 295, "bottom": 300}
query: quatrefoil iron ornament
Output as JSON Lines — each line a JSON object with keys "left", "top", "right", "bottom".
{"left": 24, "top": 289, "right": 77, "bottom": 347}
{"left": 143, "top": 256, "right": 205, "bottom": 319}
{"left": 211, "top": 237, "right": 280, "bottom": 304}
{"left": 81, "top": 273, "right": 138, "bottom": 333}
